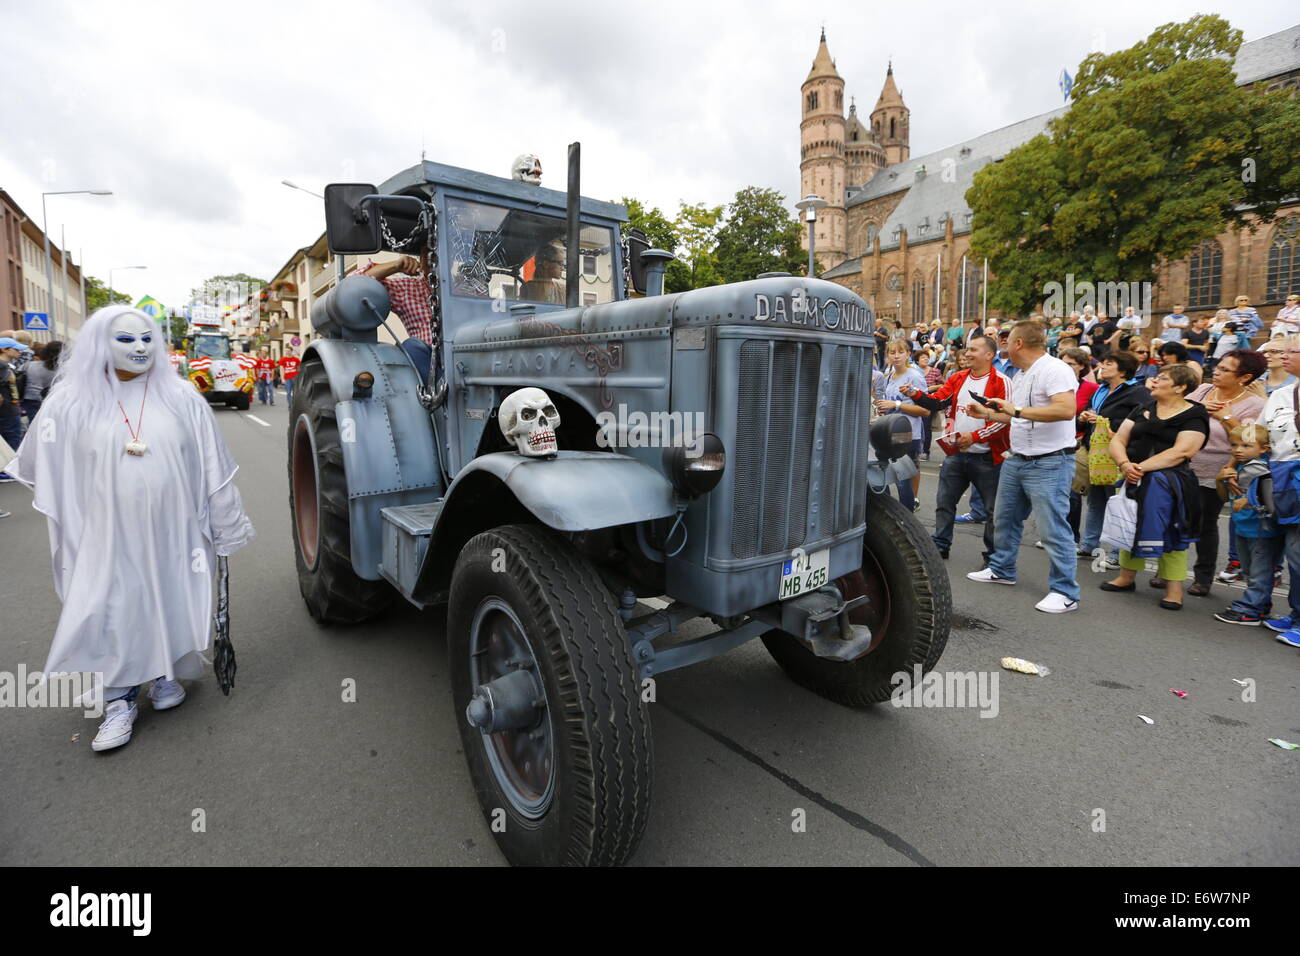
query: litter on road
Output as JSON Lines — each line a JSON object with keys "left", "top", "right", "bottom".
{"left": 1001, "top": 657, "right": 1050, "bottom": 676}
{"left": 1138, "top": 715, "right": 1155, "bottom": 724}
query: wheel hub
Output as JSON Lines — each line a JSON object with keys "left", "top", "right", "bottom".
{"left": 468, "top": 599, "right": 555, "bottom": 819}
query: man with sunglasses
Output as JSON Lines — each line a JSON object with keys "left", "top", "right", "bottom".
{"left": 1259, "top": 335, "right": 1300, "bottom": 647}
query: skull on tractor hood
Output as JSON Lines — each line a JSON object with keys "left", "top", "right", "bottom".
{"left": 499, "top": 387, "right": 560, "bottom": 457}
{"left": 511, "top": 154, "right": 543, "bottom": 185}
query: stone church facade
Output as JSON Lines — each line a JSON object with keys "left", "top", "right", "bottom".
{"left": 805, "top": 26, "right": 1300, "bottom": 331}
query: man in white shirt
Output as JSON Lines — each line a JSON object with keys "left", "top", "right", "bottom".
{"left": 1259, "top": 335, "right": 1300, "bottom": 645}
{"left": 1273, "top": 295, "right": 1300, "bottom": 337}
{"left": 964, "top": 320, "right": 1081, "bottom": 613}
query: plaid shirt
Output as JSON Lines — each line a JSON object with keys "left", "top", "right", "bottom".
{"left": 358, "top": 262, "right": 437, "bottom": 346}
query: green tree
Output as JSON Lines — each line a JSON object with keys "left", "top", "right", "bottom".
{"left": 713, "top": 186, "right": 804, "bottom": 285}
{"left": 84, "top": 274, "right": 131, "bottom": 312}
{"left": 666, "top": 201, "right": 724, "bottom": 294}
{"left": 967, "top": 14, "right": 1300, "bottom": 314}
{"left": 618, "top": 196, "right": 678, "bottom": 251}
{"left": 189, "top": 272, "right": 267, "bottom": 305}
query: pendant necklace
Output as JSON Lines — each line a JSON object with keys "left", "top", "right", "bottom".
{"left": 118, "top": 379, "right": 149, "bottom": 456}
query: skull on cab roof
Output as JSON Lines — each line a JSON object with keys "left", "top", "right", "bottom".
{"left": 499, "top": 387, "right": 560, "bottom": 457}
{"left": 512, "top": 154, "right": 543, "bottom": 185}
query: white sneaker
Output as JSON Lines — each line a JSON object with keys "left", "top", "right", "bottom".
{"left": 1035, "top": 592, "right": 1080, "bottom": 613}
{"left": 967, "top": 568, "right": 1017, "bottom": 585}
{"left": 149, "top": 678, "right": 186, "bottom": 710}
{"left": 92, "top": 699, "right": 138, "bottom": 751}
{"left": 1034, "top": 540, "right": 1044, "bottom": 549}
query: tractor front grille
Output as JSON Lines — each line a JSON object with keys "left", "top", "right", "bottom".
{"left": 728, "top": 340, "right": 871, "bottom": 560}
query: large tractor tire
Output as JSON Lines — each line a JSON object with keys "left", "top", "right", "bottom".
{"left": 449, "top": 525, "right": 653, "bottom": 866}
{"left": 761, "top": 491, "right": 951, "bottom": 706}
{"left": 288, "top": 360, "right": 393, "bottom": 625}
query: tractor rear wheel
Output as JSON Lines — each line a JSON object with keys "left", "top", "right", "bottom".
{"left": 449, "top": 525, "right": 653, "bottom": 866}
{"left": 288, "top": 359, "right": 393, "bottom": 624}
{"left": 761, "top": 491, "right": 951, "bottom": 705}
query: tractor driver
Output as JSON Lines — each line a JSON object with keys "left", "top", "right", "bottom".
{"left": 356, "top": 245, "right": 440, "bottom": 386}
{"left": 520, "top": 242, "right": 566, "bottom": 305}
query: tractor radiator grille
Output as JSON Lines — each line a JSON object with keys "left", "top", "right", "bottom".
{"left": 730, "top": 340, "right": 871, "bottom": 560}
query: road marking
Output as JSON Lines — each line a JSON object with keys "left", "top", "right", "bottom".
{"left": 246, "top": 415, "right": 271, "bottom": 428}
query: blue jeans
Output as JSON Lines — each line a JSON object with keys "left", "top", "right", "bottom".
{"left": 256, "top": 379, "right": 275, "bottom": 404}
{"left": 894, "top": 438, "right": 923, "bottom": 509}
{"left": 0, "top": 414, "right": 23, "bottom": 451}
{"left": 1231, "top": 535, "right": 1283, "bottom": 616}
{"left": 968, "top": 484, "right": 989, "bottom": 520}
{"left": 932, "top": 451, "right": 1000, "bottom": 559}
{"left": 284, "top": 377, "right": 295, "bottom": 406}
{"left": 988, "top": 452, "right": 1079, "bottom": 601}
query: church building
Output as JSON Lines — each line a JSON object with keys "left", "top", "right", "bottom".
{"left": 804, "top": 26, "right": 1300, "bottom": 330}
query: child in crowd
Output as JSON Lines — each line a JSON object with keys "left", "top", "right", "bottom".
{"left": 1214, "top": 424, "right": 1281, "bottom": 626}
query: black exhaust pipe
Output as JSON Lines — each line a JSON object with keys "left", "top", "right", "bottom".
{"left": 566, "top": 142, "right": 580, "bottom": 308}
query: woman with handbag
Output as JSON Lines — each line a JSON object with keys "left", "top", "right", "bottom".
{"left": 1180, "top": 350, "right": 1266, "bottom": 595}
{"left": 1100, "top": 365, "right": 1210, "bottom": 609}
{"left": 1077, "top": 351, "right": 1153, "bottom": 561}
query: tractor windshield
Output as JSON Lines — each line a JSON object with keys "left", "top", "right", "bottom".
{"left": 192, "top": 335, "right": 232, "bottom": 360}
{"left": 445, "top": 198, "right": 615, "bottom": 306}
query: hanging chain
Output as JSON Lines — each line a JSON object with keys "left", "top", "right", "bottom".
{"left": 620, "top": 230, "right": 633, "bottom": 299}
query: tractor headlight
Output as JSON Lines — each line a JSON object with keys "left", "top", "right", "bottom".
{"left": 665, "top": 432, "right": 725, "bottom": 498}
{"left": 870, "top": 414, "right": 913, "bottom": 461}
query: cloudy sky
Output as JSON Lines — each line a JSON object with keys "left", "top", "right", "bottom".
{"left": 1, "top": 0, "right": 1294, "bottom": 309}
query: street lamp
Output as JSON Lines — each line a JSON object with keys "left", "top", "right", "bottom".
{"left": 282, "top": 179, "right": 323, "bottom": 199}
{"left": 108, "top": 265, "right": 147, "bottom": 301}
{"left": 795, "top": 194, "right": 829, "bottom": 278}
{"left": 43, "top": 189, "right": 112, "bottom": 338}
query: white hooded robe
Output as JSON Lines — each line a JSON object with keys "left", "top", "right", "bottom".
{"left": 10, "top": 375, "right": 255, "bottom": 686}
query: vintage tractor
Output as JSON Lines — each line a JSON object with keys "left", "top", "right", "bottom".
{"left": 289, "top": 148, "right": 950, "bottom": 866}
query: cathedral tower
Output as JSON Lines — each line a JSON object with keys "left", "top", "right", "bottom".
{"left": 800, "top": 29, "right": 846, "bottom": 271}
{"left": 871, "top": 62, "right": 910, "bottom": 166}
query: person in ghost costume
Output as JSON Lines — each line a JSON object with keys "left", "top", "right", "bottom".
{"left": 8, "top": 306, "right": 255, "bottom": 752}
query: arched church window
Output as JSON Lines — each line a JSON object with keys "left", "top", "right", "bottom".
{"left": 1267, "top": 217, "right": 1300, "bottom": 302}
{"left": 834, "top": 90, "right": 842, "bottom": 109}
{"left": 1187, "top": 239, "right": 1222, "bottom": 308}
{"left": 911, "top": 274, "right": 926, "bottom": 326}
{"left": 890, "top": 117, "right": 896, "bottom": 139}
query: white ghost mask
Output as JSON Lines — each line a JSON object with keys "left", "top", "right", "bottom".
{"left": 110, "top": 313, "right": 156, "bottom": 375}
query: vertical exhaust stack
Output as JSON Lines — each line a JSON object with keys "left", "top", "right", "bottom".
{"left": 566, "top": 142, "right": 580, "bottom": 308}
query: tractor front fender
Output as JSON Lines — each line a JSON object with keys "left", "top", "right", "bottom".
{"left": 455, "top": 451, "right": 677, "bottom": 530}
{"left": 412, "top": 451, "right": 677, "bottom": 605}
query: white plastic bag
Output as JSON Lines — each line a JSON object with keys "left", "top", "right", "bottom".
{"left": 1099, "top": 485, "right": 1137, "bottom": 553}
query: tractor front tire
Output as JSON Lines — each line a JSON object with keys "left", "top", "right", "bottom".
{"left": 288, "top": 360, "right": 393, "bottom": 625}
{"left": 761, "top": 491, "right": 951, "bottom": 705}
{"left": 449, "top": 525, "right": 653, "bottom": 866}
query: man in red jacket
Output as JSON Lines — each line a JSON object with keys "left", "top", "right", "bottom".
{"left": 906, "top": 335, "right": 1011, "bottom": 563}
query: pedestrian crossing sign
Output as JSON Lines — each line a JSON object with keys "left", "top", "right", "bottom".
{"left": 23, "top": 312, "right": 50, "bottom": 331}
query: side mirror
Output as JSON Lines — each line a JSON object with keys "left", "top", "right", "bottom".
{"left": 625, "top": 228, "right": 650, "bottom": 295}
{"left": 324, "top": 183, "right": 381, "bottom": 255}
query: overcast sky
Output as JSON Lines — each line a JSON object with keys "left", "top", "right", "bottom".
{"left": 1, "top": 0, "right": 1295, "bottom": 309}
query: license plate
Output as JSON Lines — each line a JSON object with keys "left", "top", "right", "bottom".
{"left": 779, "top": 548, "right": 829, "bottom": 601}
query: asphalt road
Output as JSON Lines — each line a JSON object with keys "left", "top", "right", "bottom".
{"left": 1, "top": 395, "right": 1298, "bottom": 867}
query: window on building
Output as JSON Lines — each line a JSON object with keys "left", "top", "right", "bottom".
{"left": 582, "top": 292, "right": 597, "bottom": 306}
{"left": 583, "top": 253, "right": 596, "bottom": 276}
{"left": 834, "top": 90, "right": 842, "bottom": 110}
{"left": 911, "top": 274, "right": 926, "bottom": 326}
{"left": 1267, "top": 217, "right": 1299, "bottom": 302}
{"left": 806, "top": 91, "right": 819, "bottom": 111}
{"left": 960, "top": 258, "right": 984, "bottom": 321}
{"left": 1187, "top": 239, "right": 1222, "bottom": 309}
{"left": 890, "top": 117, "right": 896, "bottom": 139}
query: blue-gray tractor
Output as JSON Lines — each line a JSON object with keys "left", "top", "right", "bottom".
{"left": 289, "top": 146, "right": 950, "bottom": 866}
